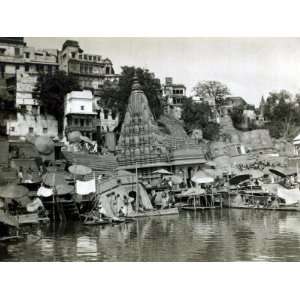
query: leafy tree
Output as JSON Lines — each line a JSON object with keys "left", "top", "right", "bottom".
{"left": 263, "top": 90, "right": 300, "bottom": 138}
{"left": 33, "top": 71, "right": 81, "bottom": 134}
{"left": 193, "top": 80, "right": 230, "bottom": 106}
{"left": 230, "top": 105, "right": 244, "bottom": 129}
{"left": 181, "top": 97, "right": 219, "bottom": 140}
{"left": 99, "top": 66, "right": 163, "bottom": 132}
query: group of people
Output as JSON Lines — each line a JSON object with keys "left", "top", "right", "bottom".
{"left": 236, "top": 159, "right": 282, "bottom": 172}
{"left": 17, "top": 165, "right": 45, "bottom": 183}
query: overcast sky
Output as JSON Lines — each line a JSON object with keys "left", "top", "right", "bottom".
{"left": 26, "top": 37, "right": 300, "bottom": 106}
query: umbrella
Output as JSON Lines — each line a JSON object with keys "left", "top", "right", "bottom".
{"left": 269, "top": 168, "right": 287, "bottom": 178}
{"left": 42, "top": 172, "right": 67, "bottom": 187}
{"left": 170, "top": 175, "right": 183, "bottom": 185}
{"left": 152, "top": 169, "right": 173, "bottom": 175}
{"left": 16, "top": 196, "right": 32, "bottom": 207}
{"left": 203, "top": 168, "right": 224, "bottom": 178}
{"left": 182, "top": 187, "right": 205, "bottom": 195}
{"left": 0, "top": 184, "right": 29, "bottom": 199}
{"left": 80, "top": 135, "right": 94, "bottom": 145}
{"left": 68, "top": 164, "right": 92, "bottom": 176}
{"left": 191, "top": 171, "right": 214, "bottom": 184}
{"left": 34, "top": 136, "right": 54, "bottom": 155}
{"left": 55, "top": 184, "right": 74, "bottom": 196}
{"left": 229, "top": 174, "right": 251, "bottom": 185}
{"left": 68, "top": 131, "right": 82, "bottom": 143}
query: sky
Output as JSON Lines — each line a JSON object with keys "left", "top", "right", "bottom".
{"left": 26, "top": 37, "right": 300, "bottom": 106}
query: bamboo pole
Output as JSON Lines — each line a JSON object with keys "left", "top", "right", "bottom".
{"left": 52, "top": 173, "right": 56, "bottom": 223}
{"left": 135, "top": 162, "right": 139, "bottom": 212}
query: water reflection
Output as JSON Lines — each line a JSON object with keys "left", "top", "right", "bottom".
{"left": 2, "top": 209, "right": 300, "bottom": 261}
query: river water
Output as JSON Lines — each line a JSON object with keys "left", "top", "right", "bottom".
{"left": 1, "top": 209, "right": 300, "bottom": 261}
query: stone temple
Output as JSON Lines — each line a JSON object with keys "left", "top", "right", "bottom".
{"left": 116, "top": 75, "right": 208, "bottom": 183}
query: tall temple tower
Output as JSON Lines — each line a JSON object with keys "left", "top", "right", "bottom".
{"left": 116, "top": 75, "right": 168, "bottom": 169}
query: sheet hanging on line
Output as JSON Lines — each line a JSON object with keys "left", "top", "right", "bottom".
{"left": 76, "top": 179, "right": 96, "bottom": 195}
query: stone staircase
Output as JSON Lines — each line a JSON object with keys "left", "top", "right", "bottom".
{"left": 62, "top": 151, "right": 117, "bottom": 177}
{"left": 0, "top": 138, "right": 9, "bottom": 169}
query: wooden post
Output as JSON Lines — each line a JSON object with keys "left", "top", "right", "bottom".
{"left": 52, "top": 173, "right": 56, "bottom": 223}
{"left": 135, "top": 162, "right": 139, "bottom": 212}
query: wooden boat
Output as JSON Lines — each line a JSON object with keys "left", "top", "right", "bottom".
{"left": 128, "top": 207, "right": 179, "bottom": 218}
{"left": 222, "top": 187, "right": 300, "bottom": 212}
{"left": 181, "top": 206, "right": 217, "bottom": 211}
{"left": 83, "top": 218, "right": 112, "bottom": 226}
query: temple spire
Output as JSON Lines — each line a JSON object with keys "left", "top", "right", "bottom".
{"left": 132, "top": 71, "right": 142, "bottom": 91}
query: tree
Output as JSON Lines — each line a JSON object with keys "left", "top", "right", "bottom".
{"left": 193, "top": 80, "right": 230, "bottom": 106}
{"left": 264, "top": 90, "right": 300, "bottom": 139}
{"left": 181, "top": 97, "right": 219, "bottom": 140}
{"left": 99, "top": 66, "right": 163, "bottom": 131}
{"left": 33, "top": 71, "right": 81, "bottom": 134}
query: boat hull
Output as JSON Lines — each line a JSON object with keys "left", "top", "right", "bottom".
{"left": 128, "top": 207, "right": 179, "bottom": 218}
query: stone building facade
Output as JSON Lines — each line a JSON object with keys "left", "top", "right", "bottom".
{"left": 162, "top": 77, "right": 186, "bottom": 119}
{"left": 59, "top": 40, "right": 119, "bottom": 93}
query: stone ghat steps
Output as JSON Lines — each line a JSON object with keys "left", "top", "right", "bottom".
{"left": 62, "top": 151, "right": 118, "bottom": 173}
{"left": 0, "top": 139, "right": 9, "bottom": 168}
{"left": 0, "top": 167, "right": 18, "bottom": 183}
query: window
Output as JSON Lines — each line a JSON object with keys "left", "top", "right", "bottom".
{"left": 93, "top": 56, "right": 97, "bottom": 61}
{"left": 105, "top": 66, "right": 110, "bottom": 74}
{"left": 0, "top": 48, "right": 6, "bottom": 55}
{"left": 89, "top": 66, "right": 92, "bottom": 74}
{"left": 71, "top": 52, "right": 76, "bottom": 58}
{"left": 25, "top": 65, "right": 29, "bottom": 72}
{"left": 16, "top": 65, "right": 19, "bottom": 70}
{"left": 24, "top": 52, "right": 30, "bottom": 59}
{"left": 80, "top": 119, "right": 84, "bottom": 127}
{"left": 10, "top": 127, "right": 15, "bottom": 132}
{"left": 80, "top": 105, "right": 84, "bottom": 111}
{"left": 97, "top": 57, "right": 101, "bottom": 61}
{"left": 104, "top": 109, "right": 108, "bottom": 119}
{"left": 15, "top": 47, "right": 20, "bottom": 56}
{"left": 32, "top": 105, "right": 38, "bottom": 115}
{"left": 74, "top": 119, "right": 78, "bottom": 125}
{"left": 84, "top": 54, "right": 87, "bottom": 60}
{"left": 28, "top": 127, "right": 34, "bottom": 133}
{"left": 89, "top": 56, "right": 92, "bottom": 61}
{"left": 43, "top": 128, "right": 48, "bottom": 134}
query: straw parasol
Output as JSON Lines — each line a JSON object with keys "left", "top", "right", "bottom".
{"left": 42, "top": 172, "right": 67, "bottom": 187}
{"left": 170, "top": 175, "right": 183, "bottom": 185}
{"left": 152, "top": 169, "right": 173, "bottom": 175}
{"left": 68, "top": 164, "right": 92, "bottom": 176}
{"left": 34, "top": 136, "right": 54, "bottom": 155}
{"left": 0, "top": 184, "right": 29, "bottom": 199}
{"left": 203, "top": 168, "right": 224, "bottom": 178}
{"left": 55, "top": 184, "right": 74, "bottom": 196}
{"left": 68, "top": 131, "right": 82, "bottom": 143}
{"left": 191, "top": 171, "right": 214, "bottom": 184}
{"left": 80, "top": 135, "right": 94, "bottom": 145}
